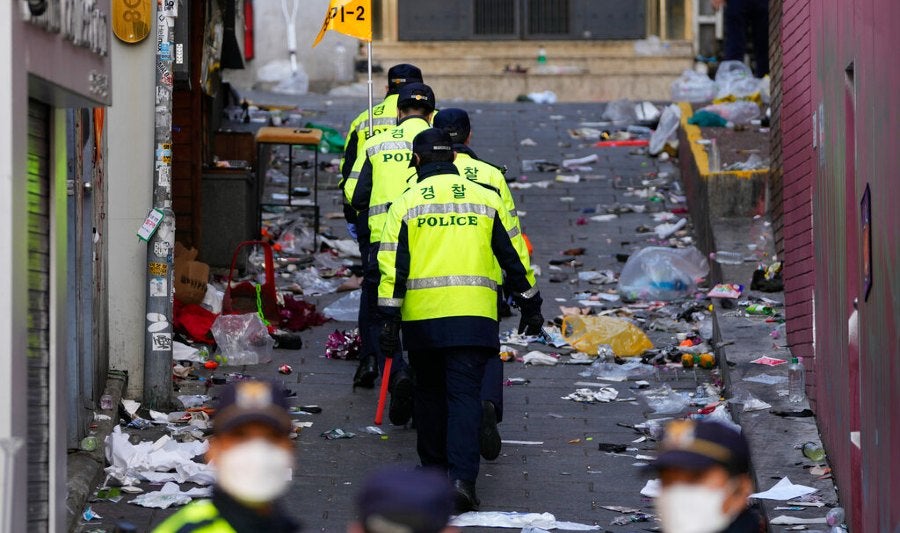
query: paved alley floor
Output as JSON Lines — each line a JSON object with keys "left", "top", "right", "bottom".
{"left": 79, "top": 98, "right": 719, "bottom": 532}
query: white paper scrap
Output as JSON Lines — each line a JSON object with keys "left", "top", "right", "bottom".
{"left": 750, "top": 477, "right": 817, "bottom": 501}
{"left": 451, "top": 511, "right": 600, "bottom": 530}
{"left": 129, "top": 482, "right": 211, "bottom": 509}
{"left": 640, "top": 478, "right": 662, "bottom": 498}
{"left": 770, "top": 515, "right": 827, "bottom": 525}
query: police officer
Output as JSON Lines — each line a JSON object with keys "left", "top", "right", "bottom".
{"left": 433, "top": 108, "right": 520, "bottom": 461}
{"left": 153, "top": 381, "right": 299, "bottom": 532}
{"left": 349, "top": 466, "right": 458, "bottom": 533}
{"left": 340, "top": 64, "right": 424, "bottom": 390}
{"left": 377, "top": 129, "right": 543, "bottom": 512}
{"left": 345, "top": 83, "right": 437, "bottom": 424}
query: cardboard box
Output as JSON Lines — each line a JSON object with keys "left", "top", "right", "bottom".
{"left": 174, "top": 242, "right": 210, "bottom": 305}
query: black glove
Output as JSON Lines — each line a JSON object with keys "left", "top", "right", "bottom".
{"left": 379, "top": 318, "right": 401, "bottom": 356}
{"left": 515, "top": 291, "right": 544, "bottom": 336}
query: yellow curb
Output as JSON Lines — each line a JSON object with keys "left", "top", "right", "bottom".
{"left": 678, "top": 102, "right": 769, "bottom": 180}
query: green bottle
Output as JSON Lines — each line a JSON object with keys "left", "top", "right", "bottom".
{"left": 746, "top": 304, "right": 774, "bottom": 315}
{"left": 802, "top": 441, "right": 825, "bottom": 462}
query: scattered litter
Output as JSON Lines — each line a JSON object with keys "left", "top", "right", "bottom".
{"left": 523, "top": 351, "right": 559, "bottom": 366}
{"left": 501, "top": 440, "right": 544, "bottom": 446}
{"left": 325, "top": 329, "right": 361, "bottom": 360}
{"left": 654, "top": 217, "right": 687, "bottom": 239}
{"left": 610, "top": 513, "right": 653, "bottom": 526}
{"left": 751, "top": 356, "right": 788, "bottom": 366}
{"left": 555, "top": 174, "right": 581, "bottom": 184}
{"left": 129, "top": 482, "right": 212, "bottom": 509}
{"left": 520, "top": 138, "right": 538, "bottom": 146}
{"left": 452, "top": 511, "right": 600, "bottom": 530}
{"left": 649, "top": 104, "right": 682, "bottom": 155}
{"left": 320, "top": 428, "right": 356, "bottom": 440}
{"left": 750, "top": 477, "right": 817, "bottom": 501}
{"left": 640, "top": 479, "right": 662, "bottom": 498}
{"left": 640, "top": 385, "right": 691, "bottom": 415}
{"left": 770, "top": 515, "right": 827, "bottom": 526}
{"left": 589, "top": 214, "right": 618, "bottom": 222}
{"left": 709, "top": 283, "right": 744, "bottom": 299}
{"left": 104, "top": 426, "right": 214, "bottom": 487}
{"left": 597, "top": 443, "right": 628, "bottom": 453}
{"left": 743, "top": 374, "right": 788, "bottom": 385}
{"left": 210, "top": 313, "right": 274, "bottom": 366}
{"left": 670, "top": 69, "right": 717, "bottom": 102}
{"left": 82, "top": 506, "right": 102, "bottom": 521}
{"left": 173, "top": 341, "right": 204, "bottom": 362}
{"left": 617, "top": 246, "right": 709, "bottom": 301}
{"left": 364, "top": 426, "right": 385, "bottom": 436}
{"left": 562, "top": 154, "right": 598, "bottom": 168}
{"left": 176, "top": 395, "right": 209, "bottom": 409}
{"left": 562, "top": 387, "right": 619, "bottom": 403}
{"left": 322, "top": 290, "right": 361, "bottom": 321}
{"left": 278, "top": 364, "right": 293, "bottom": 375}
{"left": 561, "top": 315, "right": 653, "bottom": 357}
{"left": 602, "top": 505, "right": 642, "bottom": 514}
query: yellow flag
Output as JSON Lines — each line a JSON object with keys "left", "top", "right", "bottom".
{"left": 313, "top": 0, "right": 372, "bottom": 48}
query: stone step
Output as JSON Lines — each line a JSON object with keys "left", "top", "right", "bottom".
{"left": 370, "top": 39, "right": 694, "bottom": 59}
{"left": 367, "top": 55, "right": 689, "bottom": 76}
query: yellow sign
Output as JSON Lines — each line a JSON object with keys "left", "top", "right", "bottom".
{"left": 112, "top": 0, "right": 152, "bottom": 44}
{"left": 313, "top": 0, "right": 372, "bottom": 48}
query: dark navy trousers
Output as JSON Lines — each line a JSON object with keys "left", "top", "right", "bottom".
{"left": 723, "top": 0, "right": 769, "bottom": 78}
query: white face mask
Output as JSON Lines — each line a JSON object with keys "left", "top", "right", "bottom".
{"left": 216, "top": 438, "right": 293, "bottom": 504}
{"left": 656, "top": 483, "right": 737, "bottom": 533}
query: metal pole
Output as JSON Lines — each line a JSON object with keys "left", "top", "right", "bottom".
{"left": 143, "top": 0, "right": 178, "bottom": 409}
{"left": 367, "top": 40, "right": 374, "bottom": 136}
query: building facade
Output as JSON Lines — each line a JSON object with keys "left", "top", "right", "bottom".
{"left": 775, "top": 0, "right": 900, "bottom": 528}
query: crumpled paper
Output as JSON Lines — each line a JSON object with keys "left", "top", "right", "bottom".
{"left": 523, "top": 351, "right": 559, "bottom": 366}
{"left": 451, "top": 511, "right": 600, "bottom": 530}
{"left": 104, "top": 426, "right": 215, "bottom": 486}
{"left": 129, "top": 482, "right": 212, "bottom": 509}
{"left": 562, "top": 387, "right": 619, "bottom": 403}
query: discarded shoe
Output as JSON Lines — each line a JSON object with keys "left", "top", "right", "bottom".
{"left": 452, "top": 480, "right": 480, "bottom": 513}
{"left": 353, "top": 356, "right": 378, "bottom": 389}
{"left": 480, "top": 401, "right": 502, "bottom": 460}
{"left": 389, "top": 371, "right": 414, "bottom": 426}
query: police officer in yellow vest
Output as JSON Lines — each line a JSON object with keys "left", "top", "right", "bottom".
{"left": 153, "top": 381, "right": 299, "bottom": 533}
{"left": 433, "top": 108, "right": 520, "bottom": 462}
{"left": 344, "top": 83, "right": 436, "bottom": 422}
{"left": 377, "top": 129, "right": 544, "bottom": 512}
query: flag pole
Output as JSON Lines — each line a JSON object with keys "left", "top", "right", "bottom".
{"left": 367, "top": 40, "right": 374, "bottom": 137}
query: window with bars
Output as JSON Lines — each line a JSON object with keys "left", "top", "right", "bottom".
{"left": 527, "top": 0, "right": 569, "bottom": 35}
{"left": 474, "top": 0, "right": 517, "bottom": 35}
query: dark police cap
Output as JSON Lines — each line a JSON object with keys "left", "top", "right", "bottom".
{"left": 388, "top": 63, "right": 424, "bottom": 89}
{"left": 649, "top": 419, "right": 751, "bottom": 475}
{"left": 214, "top": 380, "right": 292, "bottom": 435}
{"left": 409, "top": 128, "right": 454, "bottom": 167}
{"left": 397, "top": 83, "right": 435, "bottom": 113}
{"left": 433, "top": 108, "right": 471, "bottom": 144}
{"left": 356, "top": 466, "right": 455, "bottom": 533}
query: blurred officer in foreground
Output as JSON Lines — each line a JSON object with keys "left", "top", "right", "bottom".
{"left": 349, "top": 466, "right": 458, "bottom": 533}
{"left": 650, "top": 419, "right": 764, "bottom": 533}
{"left": 346, "top": 83, "right": 436, "bottom": 426}
{"left": 433, "top": 108, "right": 521, "bottom": 461}
{"left": 377, "top": 128, "right": 543, "bottom": 512}
{"left": 153, "top": 381, "right": 299, "bottom": 533}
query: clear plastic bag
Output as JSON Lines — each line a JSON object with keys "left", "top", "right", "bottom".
{"left": 210, "top": 313, "right": 274, "bottom": 365}
{"left": 601, "top": 99, "right": 637, "bottom": 125}
{"left": 698, "top": 102, "right": 761, "bottom": 125}
{"left": 670, "top": 70, "right": 717, "bottom": 103}
{"left": 561, "top": 315, "right": 654, "bottom": 357}
{"left": 714, "top": 60, "right": 753, "bottom": 84}
{"left": 640, "top": 385, "right": 690, "bottom": 414}
{"left": 322, "top": 290, "right": 361, "bottom": 321}
{"left": 649, "top": 104, "right": 682, "bottom": 155}
{"left": 617, "top": 246, "right": 709, "bottom": 301}
{"left": 714, "top": 61, "right": 759, "bottom": 101}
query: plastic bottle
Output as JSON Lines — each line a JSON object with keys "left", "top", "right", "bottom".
{"left": 711, "top": 251, "right": 744, "bottom": 265}
{"left": 802, "top": 441, "right": 826, "bottom": 462}
{"left": 100, "top": 393, "right": 113, "bottom": 410}
{"left": 537, "top": 45, "right": 547, "bottom": 64}
{"left": 746, "top": 304, "right": 774, "bottom": 315}
{"left": 825, "top": 507, "right": 845, "bottom": 527}
{"left": 788, "top": 357, "right": 805, "bottom": 402}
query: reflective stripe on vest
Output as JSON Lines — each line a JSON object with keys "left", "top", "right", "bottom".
{"left": 402, "top": 202, "right": 496, "bottom": 222}
{"left": 357, "top": 116, "right": 397, "bottom": 132}
{"left": 367, "top": 140, "right": 413, "bottom": 157}
{"left": 406, "top": 275, "right": 498, "bottom": 291}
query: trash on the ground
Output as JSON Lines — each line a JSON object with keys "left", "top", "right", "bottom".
{"left": 104, "top": 426, "right": 214, "bottom": 486}
{"left": 82, "top": 506, "right": 102, "bottom": 521}
{"left": 319, "top": 236, "right": 361, "bottom": 258}
{"left": 501, "top": 440, "right": 544, "bottom": 445}
{"left": 597, "top": 443, "right": 628, "bottom": 453}
{"left": 699, "top": 102, "right": 761, "bottom": 125}
{"left": 769, "top": 515, "right": 828, "bottom": 526}
{"left": 321, "top": 290, "right": 361, "bottom": 322}
{"left": 580, "top": 359, "right": 655, "bottom": 382}
{"left": 129, "top": 482, "right": 212, "bottom": 509}
{"left": 561, "top": 315, "right": 653, "bottom": 357}
{"left": 640, "top": 385, "right": 691, "bottom": 415}
{"left": 176, "top": 395, "right": 209, "bottom": 409}
{"left": 523, "top": 351, "right": 559, "bottom": 366}
{"left": 520, "top": 137, "right": 538, "bottom": 146}
{"left": 173, "top": 243, "right": 210, "bottom": 305}
{"left": 649, "top": 104, "right": 682, "bottom": 156}
{"left": 743, "top": 374, "right": 789, "bottom": 385}
{"left": 709, "top": 283, "right": 744, "bottom": 299}
{"left": 278, "top": 364, "right": 293, "bottom": 375}
{"left": 670, "top": 69, "right": 717, "bottom": 102}
{"left": 728, "top": 393, "right": 772, "bottom": 412}
{"left": 555, "top": 174, "right": 581, "bottom": 183}
{"left": 203, "top": 360, "right": 219, "bottom": 370}
{"left": 640, "top": 479, "right": 662, "bottom": 498}
{"left": 173, "top": 341, "right": 204, "bottom": 362}
{"left": 562, "top": 154, "right": 599, "bottom": 168}
{"left": 562, "top": 387, "right": 619, "bottom": 403}
{"left": 451, "top": 511, "right": 600, "bottom": 531}
{"left": 617, "top": 246, "right": 708, "bottom": 301}
{"left": 364, "top": 426, "right": 385, "bottom": 436}
{"left": 210, "top": 313, "right": 274, "bottom": 366}
{"left": 654, "top": 217, "right": 688, "bottom": 239}
{"left": 505, "top": 378, "right": 530, "bottom": 386}
{"left": 751, "top": 356, "right": 788, "bottom": 366}
{"left": 525, "top": 90, "right": 558, "bottom": 104}
{"left": 610, "top": 513, "right": 653, "bottom": 526}
{"left": 750, "top": 477, "right": 817, "bottom": 501}
{"left": 602, "top": 99, "right": 637, "bottom": 125}
{"left": 810, "top": 465, "right": 831, "bottom": 477}
{"left": 320, "top": 428, "right": 356, "bottom": 440}
{"left": 324, "top": 329, "right": 361, "bottom": 360}
{"left": 801, "top": 441, "right": 826, "bottom": 462}
{"left": 688, "top": 110, "right": 730, "bottom": 127}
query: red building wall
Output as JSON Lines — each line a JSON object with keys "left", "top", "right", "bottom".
{"left": 780, "top": 0, "right": 900, "bottom": 528}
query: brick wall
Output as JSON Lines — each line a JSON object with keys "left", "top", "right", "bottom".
{"left": 769, "top": 0, "right": 783, "bottom": 255}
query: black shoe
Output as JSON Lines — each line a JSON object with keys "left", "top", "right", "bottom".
{"left": 480, "top": 400, "right": 502, "bottom": 460}
{"left": 388, "top": 371, "right": 414, "bottom": 426}
{"left": 452, "top": 479, "right": 480, "bottom": 513}
{"left": 353, "top": 356, "right": 378, "bottom": 389}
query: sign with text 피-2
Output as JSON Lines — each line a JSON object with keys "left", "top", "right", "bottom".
{"left": 313, "top": 0, "right": 372, "bottom": 47}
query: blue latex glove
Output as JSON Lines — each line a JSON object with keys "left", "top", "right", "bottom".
{"left": 347, "top": 222, "right": 358, "bottom": 241}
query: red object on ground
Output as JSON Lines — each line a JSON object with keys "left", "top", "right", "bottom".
{"left": 593, "top": 139, "right": 650, "bottom": 148}
{"left": 173, "top": 299, "right": 217, "bottom": 344}
{"left": 374, "top": 358, "right": 393, "bottom": 425}
{"left": 204, "top": 360, "right": 219, "bottom": 370}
